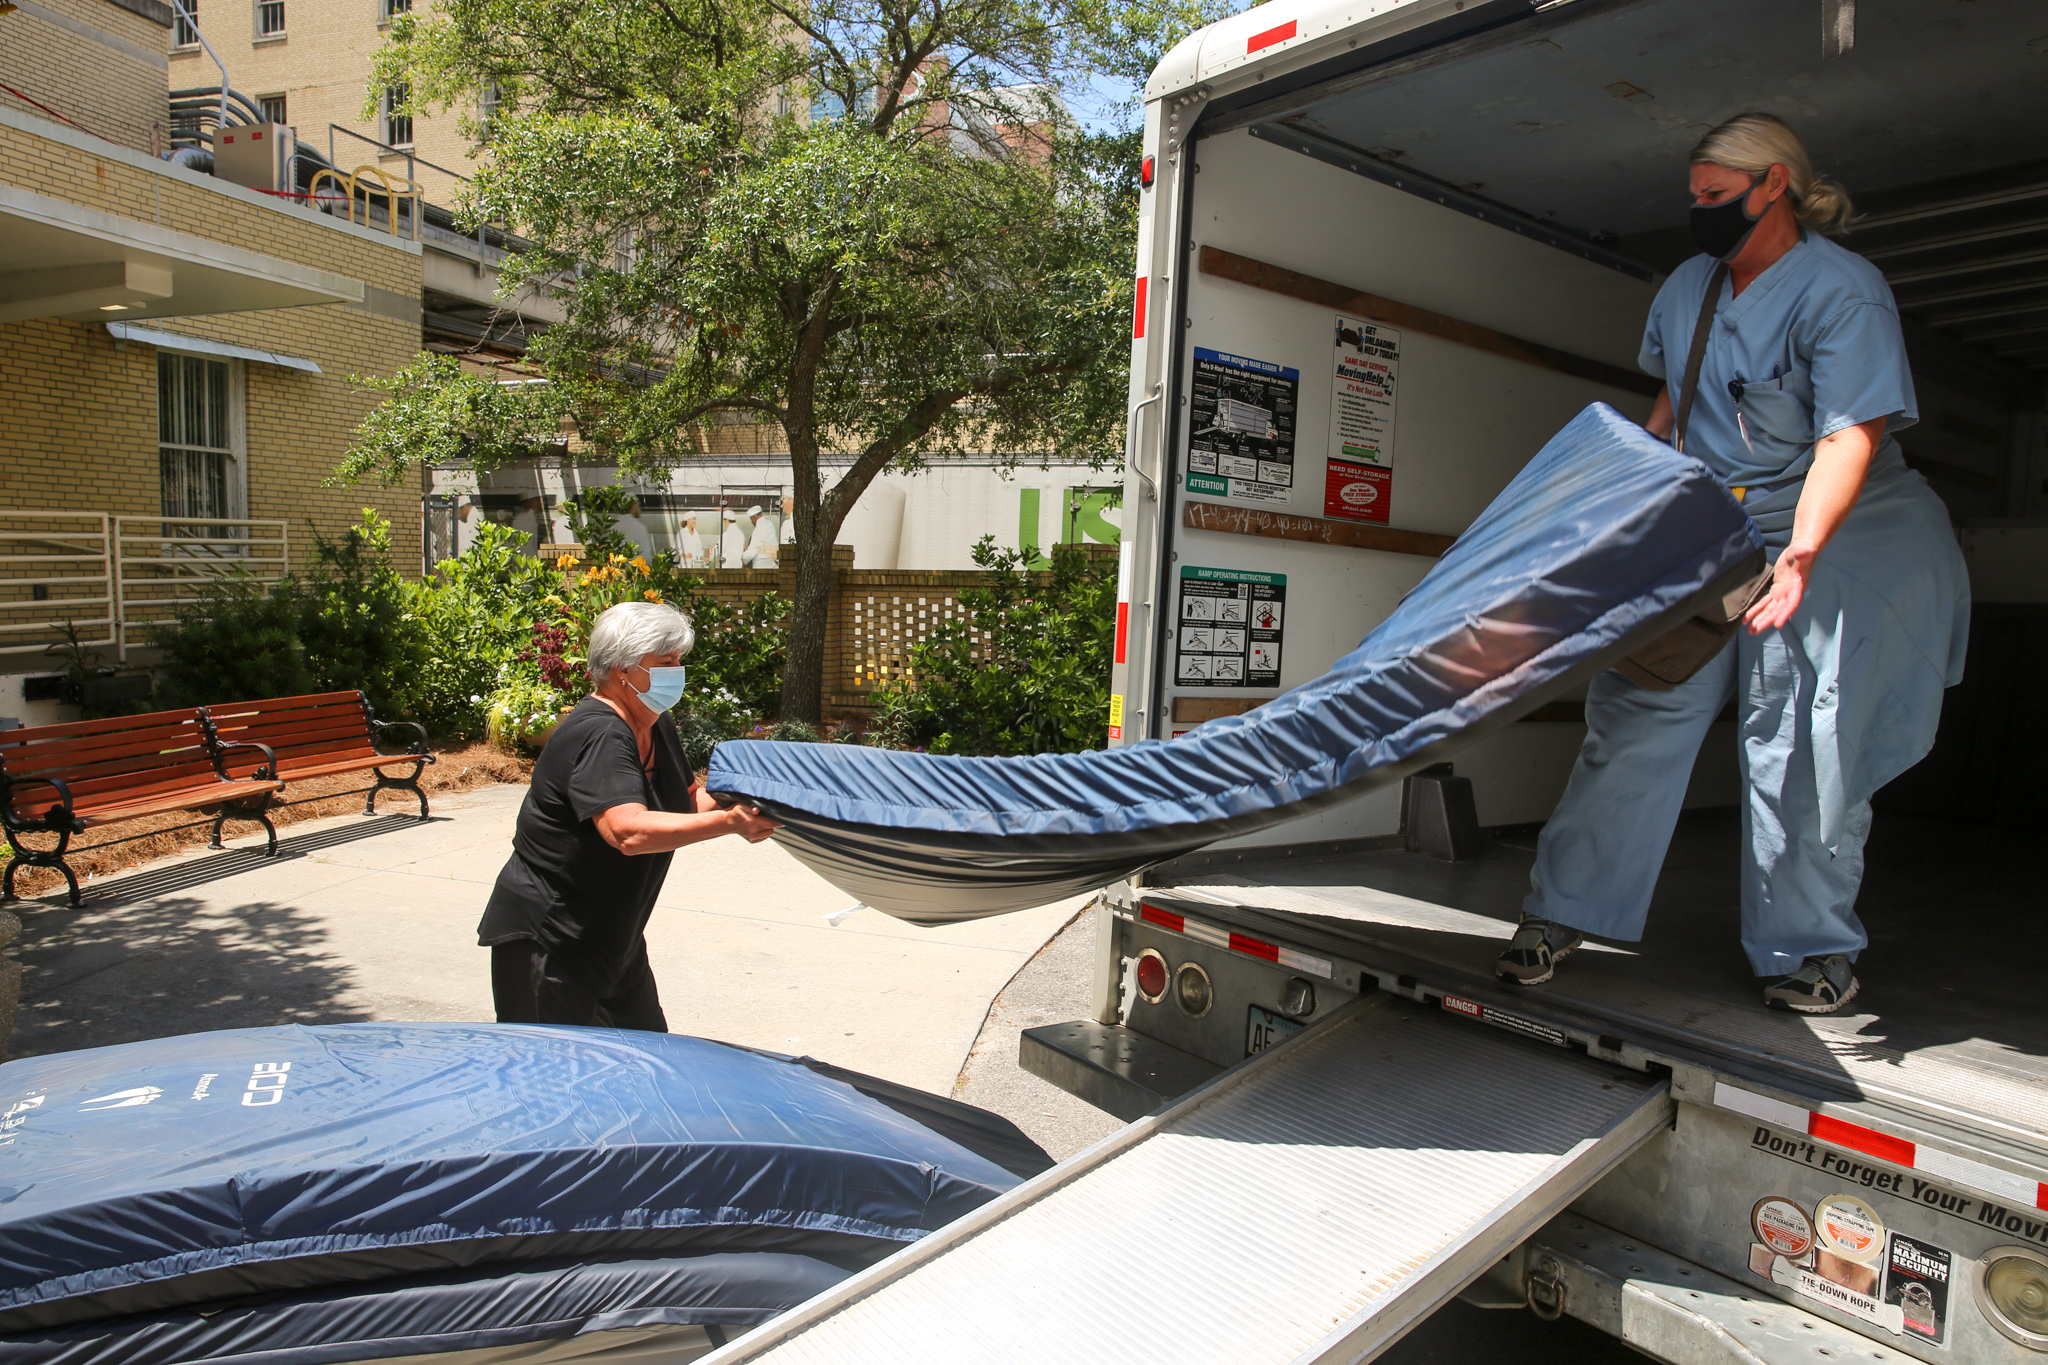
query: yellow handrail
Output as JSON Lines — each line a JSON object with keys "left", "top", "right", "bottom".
{"left": 307, "top": 164, "right": 423, "bottom": 240}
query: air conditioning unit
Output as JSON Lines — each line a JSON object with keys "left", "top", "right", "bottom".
{"left": 214, "top": 123, "right": 296, "bottom": 194}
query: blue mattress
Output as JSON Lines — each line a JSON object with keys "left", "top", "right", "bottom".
{"left": 708, "top": 404, "right": 1764, "bottom": 922}
{"left": 0, "top": 1024, "right": 1044, "bottom": 1332}
{"left": 1, "top": 1252, "right": 848, "bottom": 1365}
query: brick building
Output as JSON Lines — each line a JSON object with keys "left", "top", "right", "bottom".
{"left": 164, "top": 0, "right": 480, "bottom": 205}
{"left": 1, "top": 0, "right": 424, "bottom": 723}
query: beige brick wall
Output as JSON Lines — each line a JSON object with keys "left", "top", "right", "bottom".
{"left": 169, "top": 0, "right": 481, "bottom": 206}
{"left": 0, "top": 0, "right": 173, "bottom": 155}
{"left": 0, "top": 118, "right": 427, "bottom": 578}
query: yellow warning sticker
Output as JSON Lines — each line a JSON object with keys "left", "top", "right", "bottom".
{"left": 1109, "top": 694, "right": 1124, "bottom": 727}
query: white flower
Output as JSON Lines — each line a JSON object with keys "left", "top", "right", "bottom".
{"left": 470, "top": 694, "right": 483, "bottom": 703}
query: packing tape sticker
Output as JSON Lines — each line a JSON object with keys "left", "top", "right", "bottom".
{"left": 1753, "top": 1196, "right": 1815, "bottom": 1260}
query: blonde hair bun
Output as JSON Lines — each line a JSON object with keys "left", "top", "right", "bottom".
{"left": 1691, "top": 112, "right": 1855, "bottom": 235}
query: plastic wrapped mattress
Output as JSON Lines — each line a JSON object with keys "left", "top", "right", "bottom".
{"left": 707, "top": 404, "right": 1765, "bottom": 923}
{"left": 0, "top": 1024, "right": 1046, "bottom": 1335}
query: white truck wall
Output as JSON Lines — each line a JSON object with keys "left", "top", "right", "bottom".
{"left": 1160, "top": 127, "right": 1708, "bottom": 845}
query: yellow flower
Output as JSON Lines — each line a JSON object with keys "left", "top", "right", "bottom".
{"left": 643, "top": 589, "right": 663, "bottom": 603}
{"left": 610, "top": 553, "right": 628, "bottom": 565}
{"left": 556, "top": 554, "right": 579, "bottom": 569}
{"left": 630, "top": 555, "right": 650, "bottom": 573}
{"left": 578, "top": 570, "right": 596, "bottom": 587}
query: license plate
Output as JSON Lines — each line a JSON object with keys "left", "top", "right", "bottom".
{"left": 1246, "top": 1005, "right": 1304, "bottom": 1056}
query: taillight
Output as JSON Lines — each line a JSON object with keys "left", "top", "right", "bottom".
{"left": 1140, "top": 155, "right": 1154, "bottom": 188}
{"left": 1134, "top": 949, "right": 1168, "bottom": 1003}
{"left": 1174, "top": 962, "right": 1214, "bottom": 1019}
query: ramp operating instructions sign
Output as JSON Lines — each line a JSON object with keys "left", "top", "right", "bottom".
{"left": 1176, "top": 566, "right": 1285, "bottom": 687}
{"left": 1326, "top": 315, "right": 1400, "bottom": 524}
{"left": 1185, "top": 348, "right": 1298, "bottom": 506}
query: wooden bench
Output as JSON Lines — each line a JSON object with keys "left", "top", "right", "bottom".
{"left": 0, "top": 709, "right": 285, "bottom": 906}
{"left": 202, "top": 691, "right": 434, "bottom": 823}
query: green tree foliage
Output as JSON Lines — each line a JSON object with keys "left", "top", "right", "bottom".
{"left": 342, "top": 0, "right": 1143, "bottom": 723}
{"left": 871, "top": 537, "right": 1113, "bottom": 754}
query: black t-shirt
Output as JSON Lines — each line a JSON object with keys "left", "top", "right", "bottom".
{"left": 477, "top": 699, "right": 696, "bottom": 975}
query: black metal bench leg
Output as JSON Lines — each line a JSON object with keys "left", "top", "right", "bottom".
{"left": 2, "top": 857, "right": 18, "bottom": 904}
{"left": 57, "top": 862, "right": 81, "bottom": 908}
{"left": 208, "top": 810, "right": 229, "bottom": 849}
{"left": 260, "top": 812, "right": 278, "bottom": 856}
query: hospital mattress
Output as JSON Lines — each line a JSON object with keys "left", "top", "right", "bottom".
{"left": 706, "top": 403, "right": 1765, "bottom": 924}
{"left": 0, "top": 1024, "right": 1042, "bottom": 1332}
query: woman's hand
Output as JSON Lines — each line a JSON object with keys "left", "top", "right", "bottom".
{"left": 724, "top": 804, "right": 780, "bottom": 844}
{"left": 1743, "top": 544, "right": 1814, "bottom": 634}
{"left": 1742, "top": 415, "right": 1885, "bottom": 635}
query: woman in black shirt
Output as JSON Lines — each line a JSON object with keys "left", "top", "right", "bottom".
{"left": 478, "top": 601, "right": 778, "bottom": 1029}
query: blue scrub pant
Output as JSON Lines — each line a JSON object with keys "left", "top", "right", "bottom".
{"left": 1523, "top": 633, "right": 1871, "bottom": 977}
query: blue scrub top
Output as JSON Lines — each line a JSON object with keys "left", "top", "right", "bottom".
{"left": 1640, "top": 232, "right": 1918, "bottom": 501}
{"left": 1635, "top": 234, "right": 1969, "bottom": 850}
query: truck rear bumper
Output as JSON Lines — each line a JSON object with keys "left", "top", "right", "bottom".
{"left": 1507, "top": 1212, "right": 1895, "bottom": 1365}
{"left": 1020, "top": 1019, "right": 1221, "bottom": 1122}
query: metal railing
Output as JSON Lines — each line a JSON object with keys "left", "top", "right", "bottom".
{"left": 307, "top": 163, "right": 424, "bottom": 239}
{"left": 0, "top": 512, "right": 290, "bottom": 663}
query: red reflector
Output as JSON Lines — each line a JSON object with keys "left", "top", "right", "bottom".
{"left": 2038, "top": 1182, "right": 2048, "bottom": 1212}
{"left": 1135, "top": 951, "right": 1167, "bottom": 1000}
{"left": 1228, "top": 932, "right": 1278, "bottom": 962}
{"left": 1248, "top": 19, "right": 1296, "bottom": 53}
{"left": 1114, "top": 601, "right": 1129, "bottom": 663}
{"left": 1140, "top": 155, "right": 1154, "bottom": 187}
{"left": 1139, "top": 904, "right": 1183, "bottom": 933}
{"left": 1808, "top": 1113, "right": 1916, "bottom": 1168}
{"left": 1132, "top": 276, "right": 1147, "bottom": 339}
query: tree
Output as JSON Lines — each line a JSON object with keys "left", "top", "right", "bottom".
{"left": 341, "top": 0, "right": 1146, "bottom": 722}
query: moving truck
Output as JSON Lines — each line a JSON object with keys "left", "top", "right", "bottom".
{"left": 702, "top": 2, "right": 2048, "bottom": 1361}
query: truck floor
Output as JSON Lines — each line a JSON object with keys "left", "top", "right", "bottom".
{"left": 1165, "top": 809, "right": 2045, "bottom": 1147}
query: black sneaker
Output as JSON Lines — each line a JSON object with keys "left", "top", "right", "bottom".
{"left": 1495, "top": 917, "right": 1584, "bottom": 986}
{"left": 1763, "top": 954, "right": 1860, "bottom": 1015}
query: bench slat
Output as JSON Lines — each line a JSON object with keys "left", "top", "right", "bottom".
{"left": 0, "top": 724, "right": 209, "bottom": 771}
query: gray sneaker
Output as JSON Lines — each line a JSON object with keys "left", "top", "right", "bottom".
{"left": 1763, "top": 954, "right": 1860, "bottom": 1015}
{"left": 1495, "top": 917, "right": 1584, "bottom": 986}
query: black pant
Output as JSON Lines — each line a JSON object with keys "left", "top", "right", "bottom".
{"left": 491, "top": 937, "right": 669, "bottom": 1032}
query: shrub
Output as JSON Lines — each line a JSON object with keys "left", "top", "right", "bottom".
{"left": 672, "top": 685, "right": 756, "bottom": 770}
{"left": 153, "top": 569, "right": 314, "bottom": 706}
{"left": 408, "top": 521, "right": 559, "bottom": 738}
{"left": 870, "top": 538, "right": 1114, "bottom": 756}
{"left": 558, "top": 485, "right": 638, "bottom": 561}
{"left": 298, "top": 510, "right": 429, "bottom": 719}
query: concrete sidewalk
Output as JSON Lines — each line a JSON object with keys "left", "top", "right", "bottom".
{"left": 3, "top": 782, "right": 1085, "bottom": 1095}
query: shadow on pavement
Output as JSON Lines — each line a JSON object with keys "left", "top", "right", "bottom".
{"left": 0, "top": 819, "right": 443, "bottom": 1059}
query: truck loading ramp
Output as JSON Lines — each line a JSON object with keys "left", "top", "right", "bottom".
{"left": 699, "top": 993, "right": 1671, "bottom": 1365}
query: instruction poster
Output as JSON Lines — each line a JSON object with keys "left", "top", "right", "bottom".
{"left": 1185, "top": 348, "right": 1298, "bottom": 506}
{"left": 1176, "top": 566, "right": 1284, "bottom": 688}
{"left": 1327, "top": 315, "right": 1400, "bottom": 523}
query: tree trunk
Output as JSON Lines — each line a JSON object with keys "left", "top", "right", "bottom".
{"left": 779, "top": 527, "right": 834, "bottom": 724}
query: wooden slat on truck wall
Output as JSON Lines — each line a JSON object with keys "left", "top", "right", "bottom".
{"left": 1183, "top": 501, "right": 1455, "bottom": 558}
{"left": 1198, "top": 246, "right": 1662, "bottom": 398}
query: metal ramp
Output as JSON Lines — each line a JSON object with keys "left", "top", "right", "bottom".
{"left": 699, "top": 993, "right": 1673, "bottom": 1365}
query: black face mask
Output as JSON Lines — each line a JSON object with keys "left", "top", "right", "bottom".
{"left": 1690, "top": 173, "right": 1769, "bottom": 261}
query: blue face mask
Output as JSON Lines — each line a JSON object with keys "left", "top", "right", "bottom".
{"left": 633, "top": 665, "right": 687, "bottom": 714}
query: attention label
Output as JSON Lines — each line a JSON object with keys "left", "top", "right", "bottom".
{"left": 1186, "top": 348, "right": 1298, "bottom": 506}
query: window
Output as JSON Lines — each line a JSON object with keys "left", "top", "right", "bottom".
{"left": 259, "top": 94, "right": 287, "bottom": 125}
{"left": 255, "top": 0, "right": 284, "bottom": 36}
{"left": 381, "top": 0, "right": 411, "bottom": 18}
{"left": 157, "top": 353, "right": 245, "bottom": 529}
{"left": 382, "top": 83, "right": 413, "bottom": 148}
{"left": 478, "top": 80, "right": 502, "bottom": 137}
{"left": 172, "top": 0, "right": 199, "bottom": 47}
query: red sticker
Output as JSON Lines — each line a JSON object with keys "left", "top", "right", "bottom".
{"left": 1325, "top": 460, "right": 1391, "bottom": 523}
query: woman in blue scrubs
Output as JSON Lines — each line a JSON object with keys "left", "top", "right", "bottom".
{"left": 1497, "top": 113, "right": 1969, "bottom": 1014}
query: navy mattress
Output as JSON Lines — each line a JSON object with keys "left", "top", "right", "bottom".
{"left": 707, "top": 404, "right": 1764, "bottom": 923}
{"left": 0, "top": 1024, "right": 1044, "bottom": 1332}
{"left": 1, "top": 1252, "right": 848, "bottom": 1365}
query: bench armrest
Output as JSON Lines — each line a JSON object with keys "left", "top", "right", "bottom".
{"left": 212, "top": 740, "right": 279, "bottom": 782}
{"left": 370, "top": 719, "right": 432, "bottom": 758}
{"left": 2, "top": 774, "right": 83, "bottom": 833}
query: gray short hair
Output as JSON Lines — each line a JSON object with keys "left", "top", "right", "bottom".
{"left": 586, "top": 601, "right": 695, "bottom": 683}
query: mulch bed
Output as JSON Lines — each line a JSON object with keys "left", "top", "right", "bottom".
{"left": 3, "top": 743, "right": 533, "bottom": 902}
